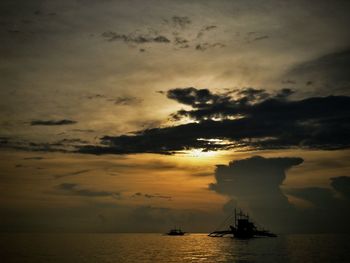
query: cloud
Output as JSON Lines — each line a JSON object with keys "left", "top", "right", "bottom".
{"left": 171, "top": 16, "right": 191, "bottom": 29}
{"left": 209, "top": 156, "right": 350, "bottom": 233}
{"left": 54, "top": 169, "right": 92, "bottom": 179}
{"left": 330, "top": 176, "right": 350, "bottom": 199}
{"left": 76, "top": 87, "right": 350, "bottom": 154}
{"left": 196, "top": 25, "right": 217, "bottom": 38}
{"left": 132, "top": 192, "right": 172, "bottom": 200}
{"left": 244, "top": 32, "right": 270, "bottom": 43}
{"left": 195, "top": 42, "right": 225, "bottom": 51}
{"left": 101, "top": 31, "right": 170, "bottom": 44}
{"left": 57, "top": 183, "right": 120, "bottom": 198}
{"left": 86, "top": 94, "right": 106, "bottom": 99}
{"left": 286, "top": 187, "right": 336, "bottom": 207}
{"left": 285, "top": 47, "right": 350, "bottom": 95}
{"left": 287, "top": 176, "right": 350, "bottom": 204}
{"left": 252, "top": 35, "right": 269, "bottom": 41}
{"left": 0, "top": 137, "right": 9, "bottom": 146}
{"left": 191, "top": 171, "right": 213, "bottom": 177}
{"left": 71, "top": 129, "right": 95, "bottom": 133}
{"left": 0, "top": 139, "right": 70, "bottom": 153}
{"left": 56, "top": 138, "right": 89, "bottom": 145}
{"left": 30, "top": 119, "right": 77, "bottom": 126}
{"left": 174, "top": 37, "right": 189, "bottom": 48}
{"left": 101, "top": 16, "right": 224, "bottom": 52}
{"left": 210, "top": 156, "right": 303, "bottom": 196}
{"left": 84, "top": 93, "right": 142, "bottom": 106}
{"left": 22, "top": 156, "right": 44, "bottom": 160}
{"left": 286, "top": 176, "right": 350, "bottom": 233}
{"left": 209, "top": 156, "right": 303, "bottom": 231}
{"left": 109, "top": 96, "right": 143, "bottom": 106}
{"left": 3, "top": 138, "right": 89, "bottom": 154}
{"left": 167, "top": 87, "right": 224, "bottom": 107}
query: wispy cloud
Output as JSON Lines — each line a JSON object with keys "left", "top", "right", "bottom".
{"left": 101, "top": 31, "right": 170, "bottom": 44}
{"left": 132, "top": 192, "right": 172, "bottom": 201}
{"left": 195, "top": 42, "right": 225, "bottom": 51}
{"left": 85, "top": 94, "right": 142, "bottom": 106}
{"left": 196, "top": 25, "right": 217, "bottom": 38}
{"left": 54, "top": 169, "right": 92, "bottom": 179}
{"left": 170, "top": 16, "right": 191, "bottom": 29}
{"left": 30, "top": 119, "right": 77, "bottom": 126}
{"left": 57, "top": 183, "right": 120, "bottom": 198}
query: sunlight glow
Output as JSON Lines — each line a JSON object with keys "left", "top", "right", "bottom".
{"left": 185, "top": 148, "right": 218, "bottom": 158}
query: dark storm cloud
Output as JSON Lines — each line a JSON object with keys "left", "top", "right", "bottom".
{"left": 285, "top": 47, "right": 350, "bottom": 95}
{"left": 287, "top": 187, "right": 336, "bottom": 207}
{"left": 76, "top": 123, "right": 235, "bottom": 155}
{"left": 101, "top": 31, "right": 170, "bottom": 44}
{"left": 285, "top": 176, "right": 350, "bottom": 233}
{"left": 77, "top": 87, "right": 350, "bottom": 155}
{"left": 330, "top": 176, "right": 350, "bottom": 198}
{"left": 210, "top": 156, "right": 350, "bottom": 233}
{"left": 209, "top": 156, "right": 303, "bottom": 231}
{"left": 57, "top": 183, "right": 120, "bottom": 198}
{"left": 30, "top": 119, "right": 77, "bottom": 126}
{"left": 209, "top": 156, "right": 303, "bottom": 196}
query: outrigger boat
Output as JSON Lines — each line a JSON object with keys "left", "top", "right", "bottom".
{"left": 209, "top": 208, "right": 277, "bottom": 239}
{"left": 166, "top": 228, "right": 186, "bottom": 236}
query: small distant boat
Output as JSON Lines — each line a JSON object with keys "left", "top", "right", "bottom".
{"left": 166, "top": 228, "right": 186, "bottom": 236}
{"left": 209, "top": 208, "right": 277, "bottom": 239}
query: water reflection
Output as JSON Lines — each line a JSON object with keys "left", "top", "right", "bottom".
{"left": 1, "top": 233, "right": 349, "bottom": 263}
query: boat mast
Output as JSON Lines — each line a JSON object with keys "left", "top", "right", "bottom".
{"left": 234, "top": 208, "right": 236, "bottom": 227}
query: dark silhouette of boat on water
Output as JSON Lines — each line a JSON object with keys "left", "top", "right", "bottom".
{"left": 209, "top": 208, "right": 277, "bottom": 239}
{"left": 166, "top": 228, "right": 186, "bottom": 236}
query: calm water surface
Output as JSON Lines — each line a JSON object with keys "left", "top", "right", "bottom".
{"left": 1, "top": 233, "right": 349, "bottom": 263}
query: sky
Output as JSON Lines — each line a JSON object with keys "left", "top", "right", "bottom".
{"left": 0, "top": 0, "right": 350, "bottom": 233}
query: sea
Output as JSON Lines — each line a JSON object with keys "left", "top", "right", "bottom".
{"left": 1, "top": 233, "right": 349, "bottom": 263}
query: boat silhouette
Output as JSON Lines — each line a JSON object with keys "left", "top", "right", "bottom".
{"left": 166, "top": 228, "right": 186, "bottom": 236}
{"left": 209, "top": 208, "right": 277, "bottom": 238}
